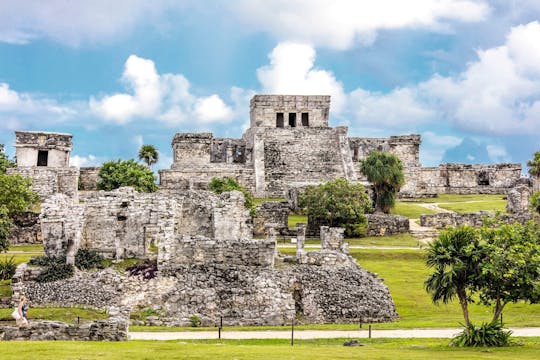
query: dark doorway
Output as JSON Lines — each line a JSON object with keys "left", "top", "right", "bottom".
{"left": 289, "top": 113, "right": 297, "bottom": 127}
{"left": 37, "top": 150, "right": 48, "bottom": 166}
{"left": 477, "top": 171, "right": 490, "bottom": 186}
{"left": 301, "top": 112, "right": 309, "bottom": 126}
{"left": 276, "top": 113, "right": 284, "bottom": 128}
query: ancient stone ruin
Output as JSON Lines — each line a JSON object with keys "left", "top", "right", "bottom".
{"left": 159, "top": 95, "right": 522, "bottom": 198}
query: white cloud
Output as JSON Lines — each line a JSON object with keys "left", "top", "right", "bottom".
{"left": 0, "top": 82, "right": 76, "bottom": 130}
{"left": 232, "top": 0, "right": 490, "bottom": 49}
{"left": 419, "top": 131, "right": 463, "bottom": 166}
{"left": 486, "top": 144, "right": 511, "bottom": 163}
{"left": 256, "top": 42, "right": 346, "bottom": 112}
{"left": 90, "top": 55, "right": 234, "bottom": 125}
{"left": 70, "top": 154, "right": 99, "bottom": 167}
{"left": 347, "top": 87, "right": 435, "bottom": 128}
{"left": 194, "top": 95, "right": 234, "bottom": 123}
{"left": 132, "top": 135, "right": 144, "bottom": 149}
{"left": 419, "top": 21, "right": 540, "bottom": 135}
{"left": 154, "top": 151, "right": 173, "bottom": 171}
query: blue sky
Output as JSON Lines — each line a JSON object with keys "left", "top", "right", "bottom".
{"left": 1, "top": 0, "right": 540, "bottom": 171}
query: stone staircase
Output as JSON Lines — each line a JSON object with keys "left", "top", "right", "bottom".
{"left": 408, "top": 219, "right": 439, "bottom": 243}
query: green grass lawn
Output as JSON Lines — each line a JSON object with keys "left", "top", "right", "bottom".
{"left": 8, "top": 244, "right": 44, "bottom": 253}
{"left": 437, "top": 200, "right": 507, "bottom": 213}
{"left": 254, "top": 198, "right": 286, "bottom": 206}
{"left": 0, "top": 338, "right": 538, "bottom": 360}
{"left": 346, "top": 234, "right": 420, "bottom": 247}
{"left": 0, "top": 307, "right": 108, "bottom": 324}
{"left": 288, "top": 214, "right": 308, "bottom": 228}
{"left": 391, "top": 202, "right": 438, "bottom": 219}
{"left": 353, "top": 249, "right": 540, "bottom": 329}
{"left": 0, "top": 253, "right": 33, "bottom": 265}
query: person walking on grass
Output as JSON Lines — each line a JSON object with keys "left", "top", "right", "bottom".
{"left": 17, "top": 295, "right": 29, "bottom": 326}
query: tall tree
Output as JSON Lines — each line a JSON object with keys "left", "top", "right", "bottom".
{"left": 359, "top": 151, "right": 404, "bottom": 213}
{"left": 425, "top": 226, "right": 480, "bottom": 327}
{"left": 527, "top": 151, "right": 540, "bottom": 179}
{"left": 138, "top": 144, "right": 159, "bottom": 168}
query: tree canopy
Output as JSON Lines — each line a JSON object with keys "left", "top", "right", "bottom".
{"left": 97, "top": 159, "right": 157, "bottom": 193}
{"left": 138, "top": 144, "right": 159, "bottom": 168}
{"left": 360, "top": 151, "right": 404, "bottom": 213}
{"left": 298, "top": 178, "right": 372, "bottom": 237}
{"left": 425, "top": 221, "right": 540, "bottom": 341}
{"left": 527, "top": 151, "right": 540, "bottom": 179}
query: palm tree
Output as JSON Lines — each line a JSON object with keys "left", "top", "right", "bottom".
{"left": 425, "top": 226, "right": 480, "bottom": 327}
{"left": 360, "top": 151, "right": 404, "bottom": 213}
{"left": 527, "top": 151, "right": 540, "bottom": 179}
{"left": 138, "top": 144, "right": 159, "bottom": 168}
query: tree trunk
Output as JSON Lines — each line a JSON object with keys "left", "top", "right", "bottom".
{"left": 457, "top": 288, "right": 470, "bottom": 327}
{"left": 492, "top": 297, "right": 506, "bottom": 324}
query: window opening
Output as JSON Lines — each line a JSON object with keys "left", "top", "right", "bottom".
{"left": 301, "top": 112, "right": 309, "bottom": 126}
{"left": 289, "top": 113, "right": 297, "bottom": 127}
{"left": 276, "top": 113, "right": 284, "bottom": 128}
{"left": 37, "top": 150, "right": 48, "bottom": 167}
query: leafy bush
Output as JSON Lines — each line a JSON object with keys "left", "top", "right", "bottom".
{"left": 0, "top": 256, "right": 16, "bottom": 280}
{"left": 97, "top": 159, "right": 157, "bottom": 193}
{"left": 451, "top": 322, "right": 513, "bottom": 347}
{"left": 29, "top": 255, "right": 66, "bottom": 267}
{"left": 189, "top": 314, "right": 201, "bottom": 327}
{"left": 299, "top": 178, "right": 372, "bottom": 237}
{"left": 209, "top": 177, "right": 255, "bottom": 216}
{"left": 126, "top": 259, "right": 157, "bottom": 280}
{"left": 35, "top": 262, "right": 74, "bottom": 283}
{"left": 0, "top": 206, "right": 10, "bottom": 253}
{"left": 75, "top": 249, "right": 105, "bottom": 270}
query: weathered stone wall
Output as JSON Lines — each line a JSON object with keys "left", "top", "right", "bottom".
{"left": 14, "top": 131, "right": 72, "bottom": 168}
{"left": 8, "top": 212, "right": 41, "bottom": 245}
{"left": 7, "top": 166, "right": 79, "bottom": 200}
{"left": 41, "top": 188, "right": 252, "bottom": 261}
{"left": 253, "top": 202, "right": 290, "bottom": 235}
{"left": 507, "top": 178, "right": 534, "bottom": 214}
{"left": 414, "top": 163, "right": 521, "bottom": 196}
{"left": 245, "top": 126, "right": 357, "bottom": 197}
{"left": 79, "top": 166, "right": 100, "bottom": 191}
{"left": 158, "top": 236, "right": 275, "bottom": 275}
{"left": 250, "top": 95, "right": 331, "bottom": 128}
{"left": 0, "top": 307, "right": 128, "bottom": 341}
{"left": 419, "top": 211, "right": 533, "bottom": 229}
{"left": 366, "top": 214, "right": 409, "bottom": 237}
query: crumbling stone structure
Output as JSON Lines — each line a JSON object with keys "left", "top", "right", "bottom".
{"left": 419, "top": 211, "right": 533, "bottom": 229}
{"left": 253, "top": 201, "right": 290, "bottom": 236}
{"left": 159, "top": 95, "right": 520, "bottom": 198}
{"left": 8, "top": 212, "right": 41, "bottom": 245}
{"left": 366, "top": 214, "right": 409, "bottom": 237}
{"left": 0, "top": 307, "right": 129, "bottom": 341}
{"left": 507, "top": 178, "right": 534, "bottom": 214}
{"left": 28, "top": 187, "right": 397, "bottom": 326}
{"left": 78, "top": 166, "right": 100, "bottom": 191}
{"left": 7, "top": 131, "right": 79, "bottom": 200}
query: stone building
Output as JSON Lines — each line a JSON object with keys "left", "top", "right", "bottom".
{"left": 7, "top": 131, "right": 79, "bottom": 200}
{"left": 160, "top": 94, "right": 521, "bottom": 198}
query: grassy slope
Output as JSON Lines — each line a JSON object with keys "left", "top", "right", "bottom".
{"left": 353, "top": 249, "right": 540, "bottom": 329}
{"left": 391, "top": 202, "right": 438, "bottom": 219}
{"left": 0, "top": 338, "right": 539, "bottom": 360}
{"left": 418, "top": 194, "right": 507, "bottom": 203}
{"left": 438, "top": 200, "right": 507, "bottom": 213}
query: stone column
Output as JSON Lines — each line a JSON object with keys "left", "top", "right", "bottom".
{"left": 296, "top": 223, "right": 306, "bottom": 260}
{"left": 266, "top": 224, "right": 278, "bottom": 257}
{"left": 320, "top": 226, "right": 344, "bottom": 251}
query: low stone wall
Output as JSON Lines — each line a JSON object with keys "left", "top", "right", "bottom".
{"left": 9, "top": 212, "right": 41, "bottom": 245}
{"left": 419, "top": 211, "right": 533, "bottom": 229}
{"left": 0, "top": 307, "right": 129, "bottom": 341}
{"left": 366, "top": 214, "right": 409, "bottom": 237}
{"left": 253, "top": 202, "right": 290, "bottom": 235}
{"left": 158, "top": 236, "right": 275, "bottom": 275}
{"left": 7, "top": 166, "right": 79, "bottom": 200}
{"left": 79, "top": 166, "right": 100, "bottom": 191}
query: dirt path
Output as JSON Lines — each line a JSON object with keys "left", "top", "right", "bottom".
{"left": 129, "top": 327, "right": 540, "bottom": 340}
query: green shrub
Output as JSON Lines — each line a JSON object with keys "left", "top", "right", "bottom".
{"left": 531, "top": 191, "right": 540, "bottom": 214}
{"left": 0, "top": 256, "right": 16, "bottom": 280}
{"left": 97, "top": 159, "right": 157, "bottom": 193}
{"left": 189, "top": 314, "right": 201, "bottom": 327}
{"left": 451, "top": 322, "right": 513, "bottom": 347}
{"left": 29, "top": 255, "right": 66, "bottom": 267}
{"left": 35, "top": 262, "right": 74, "bottom": 283}
{"left": 75, "top": 249, "right": 105, "bottom": 270}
